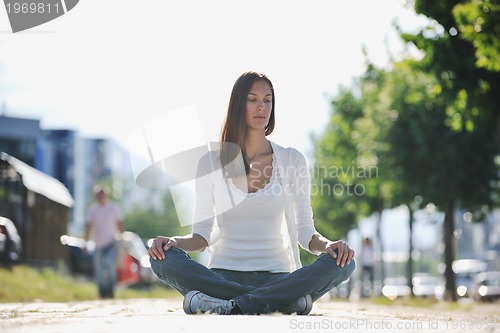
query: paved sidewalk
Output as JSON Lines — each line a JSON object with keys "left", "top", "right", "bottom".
{"left": 0, "top": 298, "right": 498, "bottom": 333}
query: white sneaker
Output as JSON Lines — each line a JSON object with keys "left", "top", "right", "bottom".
{"left": 183, "top": 290, "right": 235, "bottom": 315}
{"left": 283, "top": 294, "right": 313, "bottom": 315}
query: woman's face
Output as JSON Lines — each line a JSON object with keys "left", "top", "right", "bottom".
{"left": 245, "top": 80, "right": 273, "bottom": 132}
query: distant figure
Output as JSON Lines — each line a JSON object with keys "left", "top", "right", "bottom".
{"left": 84, "top": 185, "right": 124, "bottom": 299}
{"left": 361, "top": 237, "right": 375, "bottom": 296}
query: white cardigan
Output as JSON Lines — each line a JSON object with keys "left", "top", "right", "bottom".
{"left": 191, "top": 140, "right": 321, "bottom": 272}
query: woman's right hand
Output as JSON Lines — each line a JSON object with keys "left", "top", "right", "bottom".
{"left": 147, "top": 236, "right": 178, "bottom": 260}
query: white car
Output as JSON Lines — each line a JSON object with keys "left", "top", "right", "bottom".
{"left": 412, "top": 273, "right": 444, "bottom": 299}
{"left": 470, "top": 271, "right": 500, "bottom": 302}
{"left": 382, "top": 277, "right": 411, "bottom": 300}
{"left": 0, "top": 216, "right": 22, "bottom": 264}
{"left": 452, "top": 259, "right": 487, "bottom": 298}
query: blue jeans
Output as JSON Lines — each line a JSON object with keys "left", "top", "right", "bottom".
{"left": 93, "top": 241, "right": 117, "bottom": 298}
{"left": 150, "top": 247, "right": 356, "bottom": 314}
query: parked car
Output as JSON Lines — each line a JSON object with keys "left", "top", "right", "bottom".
{"left": 0, "top": 216, "right": 22, "bottom": 265}
{"left": 382, "top": 276, "right": 411, "bottom": 300}
{"left": 60, "top": 231, "right": 157, "bottom": 286}
{"left": 470, "top": 271, "right": 500, "bottom": 302}
{"left": 452, "top": 259, "right": 487, "bottom": 298}
{"left": 118, "top": 231, "right": 157, "bottom": 285}
{"left": 412, "top": 273, "right": 445, "bottom": 299}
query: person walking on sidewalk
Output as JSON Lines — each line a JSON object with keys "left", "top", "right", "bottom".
{"left": 361, "top": 237, "right": 375, "bottom": 297}
{"left": 148, "top": 71, "right": 356, "bottom": 315}
{"left": 85, "top": 184, "right": 125, "bottom": 299}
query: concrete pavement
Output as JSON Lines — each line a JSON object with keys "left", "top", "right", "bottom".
{"left": 1, "top": 297, "right": 498, "bottom": 333}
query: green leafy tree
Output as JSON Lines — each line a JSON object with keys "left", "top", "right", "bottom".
{"left": 311, "top": 88, "right": 365, "bottom": 243}
{"left": 312, "top": 58, "right": 438, "bottom": 293}
{"left": 124, "top": 189, "right": 188, "bottom": 241}
{"left": 312, "top": 0, "right": 499, "bottom": 300}
{"left": 361, "top": 60, "right": 436, "bottom": 295}
{"left": 405, "top": 0, "right": 500, "bottom": 128}
{"left": 453, "top": 0, "right": 500, "bottom": 72}
{"left": 310, "top": 62, "right": 399, "bottom": 276}
{"left": 387, "top": 62, "right": 498, "bottom": 301}
{"left": 392, "top": 0, "right": 500, "bottom": 301}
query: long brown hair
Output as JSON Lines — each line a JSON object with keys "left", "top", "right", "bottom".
{"left": 219, "top": 71, "right": 275, "bottom": 176}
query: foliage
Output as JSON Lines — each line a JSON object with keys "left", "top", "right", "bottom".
{"left": 404, "top": 0, "right": 500, "bottom": 129}
{"left": 310, "top": 61, "right": 408, "bottom": 244}
{"left": 391, "top": 0, "right": 499, "bottom": 301}
{"left": 453, "top": 0, "right": 500, "bottom": 72}
{"left": 124, "top": 189, "right": 189, "bottom": 240}
{"left": 311, "top": 87, "right": 367, "bottom": 241}
{"left": 385, "top": 59, "right": 497, "bottom": 210}
{"left": 312, "top": 0, "right": 499, "bottom": 302}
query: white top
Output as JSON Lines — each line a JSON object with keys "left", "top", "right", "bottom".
{"left": 86, "top": 202, "right": 122, "bottom": 249}
{"left": 362, "top": 245, "right": 374, "bottom": 266}
{"left": 191, "top": 140, "right": 321, "bottom": 272}
{"left": 209, "top": 154, "right": 290, "bottom": 272}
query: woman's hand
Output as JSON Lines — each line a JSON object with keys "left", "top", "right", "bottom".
{"left": 148, "top": 236, "right": 177, "bottom": 260}
{"left": 325, "top": 240, "right": 355, "bottom": 267}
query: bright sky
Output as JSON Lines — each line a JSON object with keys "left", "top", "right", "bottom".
{"left": 0, "top": 0, "right": 430, "bottom": 160}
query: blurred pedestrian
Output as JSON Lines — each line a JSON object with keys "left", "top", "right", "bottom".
{"left": 361, "top": 237, "right": 375, "bottom": 296}
{"left": 84, "top": 184, "right": 124, "bottom": 299}
{"left": 148, "top": 71, "right": 356, "bottom": 315}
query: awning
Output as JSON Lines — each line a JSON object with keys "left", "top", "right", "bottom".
{"left": 1, "top": 152, "right": 74, "bottom": 207}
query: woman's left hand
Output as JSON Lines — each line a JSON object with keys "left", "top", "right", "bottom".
{"left": 325, "top": 240, "right": 355, "bottom": 267}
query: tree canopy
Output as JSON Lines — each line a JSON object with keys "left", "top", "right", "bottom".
{"left": 312, "top": 0, "right": 500, "bottom": 301}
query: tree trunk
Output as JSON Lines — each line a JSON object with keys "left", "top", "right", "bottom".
{"left": 407, "top": 205, "right": 415, "bottom": 297}
{"left": 443, "top": 200, "right": 457, "bottom": 301}
{"left": 375, "top": 203, "right": 385, "bottom": 289}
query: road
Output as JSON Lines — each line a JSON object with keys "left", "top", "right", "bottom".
{"left": 0, "top": 297, "right": 498, "bottom": 333}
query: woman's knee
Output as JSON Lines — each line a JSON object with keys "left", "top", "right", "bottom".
{"left": 344, "top": 258, "right": 356, "bottom": 278}
{"left": 149, "top": 247, "right": 187, "bottom": 276}
{"left": 334, "top": 256, "right": 356, "bottom": 279}
{"left": 318, "top": 253, "right": 356, "bottom": 279}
